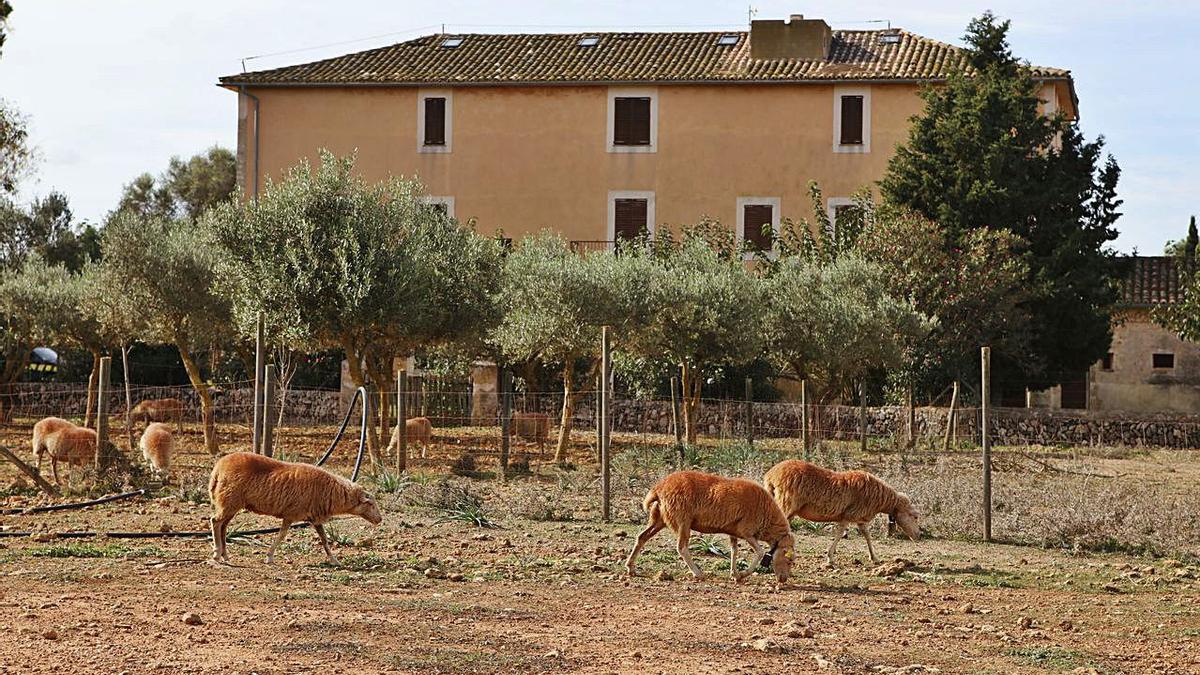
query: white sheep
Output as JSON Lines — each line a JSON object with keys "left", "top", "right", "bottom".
{"left": 763, "top": 459, "right": 919, "bottom": 566}
{"left": 41, "top": 425, "right": 97, "bottom": 488}
{"left": 139, "top": 422, "right": 174, "bottom": 482}
{"left": 31, "top": 416, "right": 73, "bottom": 474}
{"left": 625, "top": 470, "right": 795, "bottom": 583}
{"left": 386, "top": 416, "right": 433, "bottom": 459}
{"left": 208, "top": 452, "right": 382, "bottom": 565}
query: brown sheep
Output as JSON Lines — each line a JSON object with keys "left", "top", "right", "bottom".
{"left": 31, "top": 416, "right": 73, "bottom": 474}
{"left": 763, "top": 459, "right": 919, "bottom": 567}
{"left": 208, "top": 452, "right": 383, "bottom": 565}
{"left": 625, "top": 470, "right": 795, "bottom": 583}
{"left": 42, "top": 425, "right": 97, "bottom": 488}
{"left": 511, "top": 411, "right": 551, "bottom": 456}
{"left": 386, "top": 416, "right": 433, "bottom": 459}
{"left": 139, "top": 422, "right": 174, "bottom": 482}
{"left": 129, "top": 398, "right": 185, "bottom": 432}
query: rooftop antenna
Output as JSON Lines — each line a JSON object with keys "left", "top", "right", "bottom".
{"left": 747, "top": 5, "right": 758, "bottom": 25}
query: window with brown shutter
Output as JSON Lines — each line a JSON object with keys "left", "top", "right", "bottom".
{"left": 424, "top": 97, "right": 446, "bottom": 145}
{"left": 840, "top": 95, "right": 864, "bottom": 145}
{"left": 614, "top": 198, "right": 648, "bottom": 241}
{"left": 613, "top": 97, "right": 651, "bottom": 146}
{"left": 743, "top": 204, "right": 773, "bottom": 251}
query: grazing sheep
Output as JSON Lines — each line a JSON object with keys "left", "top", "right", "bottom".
{"left": 208, "top": 452, "right": 383, "bottom": 565}
{"left": 129, "top": 398, "right": 185, "bottom": 432}
{"left": 139, "top": 422, "right": 174, "bottom": 482}
{"left": 42, "top": 425, "right": 97, "bottom": 488}
{"left": 763, "top": 459, "right": 919, "bottom": 566}
{"left": 31, "top": 416, "right": 73, "bottom": 474}
{"left": 625, "top": 470, "right": 795, "bottom": 583}
{"left": 511, "top": 412, "right": 551, "bottom": 456}
{"left": 386, "top": 416, "right": 433, "bottom": 459}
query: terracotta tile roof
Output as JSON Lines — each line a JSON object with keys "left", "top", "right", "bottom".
{"left": 220, "top": 29, "right": 1070, "bottom": 87}
{"left": 1119, "top": 256, "right": 1191, "bottom": 307}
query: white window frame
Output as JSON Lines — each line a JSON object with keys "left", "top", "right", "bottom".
{"left": 607, "top": 87, "right": 658, "bottom": 154}
{"left": 826, "top": 197, "right": 855, "bottom": 230}
{"left": 422, "top": 196, "right": 455, "bottom": 218}
{"left": 736, "top": 196, "right": 781, "bottom": 260}
{"left": 832, "top": 85, "right": 871, "bottom": 154}
{"left": 417, "top": 89, "right": 453, "bottom": 154}
{"left": 607, "top": 190, "right": 656, "bottom": 241}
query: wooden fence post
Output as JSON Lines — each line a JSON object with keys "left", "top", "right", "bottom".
{"left": 595, "top": 375, "right": 602, "bottom": 463}
{"left": 670, "top": 375, "right": 683, "bottom": 467}
{"left": 859, "top": 381, "right": 868, "bottom": 454}
{"left": 942, "top": 381, "right": 959, "bottom": 452}
{"left": 252, "top": 313, "right": 265, "bottom": 454}
{"left": 396, "top": 369, "right": 407, "bottom": 473}
{"left": 981, "top": 346, "right": 993, "bottom": 542}
{"left": 121, "top": 345, "right": 134, "bottom": 452}
{"left": 800, "top": 379, "right": 809, "bottom": 460}
{"left": 262, "top": 364, "right": 276, "bottom": 457}
{"left": 600, "top": 326, "right": 612, "bottom": 522}
{"left": 0, "top": 445, "right": 59, "bottom": 496}
{"left": 499, "top": 368, "right": 511, "bottom": 481}
{"left": 744, "top": 377, "right": 754, "bottom": 447}
{"left": 95, "top": 356, "right": 111, "bottom": 472}
{"left": 905, "top": 385, "right": 915, "bottom": 447}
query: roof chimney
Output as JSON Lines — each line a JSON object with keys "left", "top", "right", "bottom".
{"left": 750, "top": 15, "right": 831, "bottom": 60}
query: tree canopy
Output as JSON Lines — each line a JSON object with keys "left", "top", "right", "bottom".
{"left": 110, "top": 146, "right": 236, "bottom": 222}
{"left": 880, "top": 11, "right": 1121, "bottom": 390}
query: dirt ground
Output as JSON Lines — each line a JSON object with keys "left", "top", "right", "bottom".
{"left": 2, "top": 421, "right": 1199, "bottom": 674}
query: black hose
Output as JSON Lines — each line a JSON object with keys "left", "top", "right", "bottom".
{"left": 0, "top": 523, "right": 312, "bottom": 539}
{"left": 0, "top": 490, "right": 146, "bottom": 515}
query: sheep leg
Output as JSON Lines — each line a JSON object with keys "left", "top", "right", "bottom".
{"left": 314, "top": 523, "right": 339, "bottom": 565}
{"left": 826, "top": 523, "right": 848, "bottom": 567}
{"left": 857, "top": 523, "right": 879, "bottom": 563}
{"left": 736, "top": 539, "right": 765, "bottom": 582}
{"left": 728, "top": 536, "right": 739, "bottom": 578}
{"left": 51, "top": 458, "right": 61, "bottom": 486}
{"left": 266, "top": 520, "right": 291, "bottom": 564}
{"left": 624, "top": 522, "right": 664, "bottom": 576}
{"left": 676, "top": 527, "right": 705, "bottom": 579}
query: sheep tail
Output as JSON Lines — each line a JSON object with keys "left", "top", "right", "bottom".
{"left": 642, "top": 489, "right": 660, "bottom": 517}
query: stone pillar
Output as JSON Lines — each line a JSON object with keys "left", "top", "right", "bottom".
{"left": 470, "top": 361, "right": 499, "bottom": 425}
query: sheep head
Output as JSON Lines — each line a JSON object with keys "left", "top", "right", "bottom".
{"left": 770, "top": 534, "right": 795, "bottom": 582}
{"left": 893, "top": 493, "right": 920, "bottom": 541}
{"left": 350, "top": 487, "right": 383, "bottom": 525}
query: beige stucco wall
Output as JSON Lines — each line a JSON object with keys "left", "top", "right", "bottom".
{"left": 233, "top": 82, "right": 926, "bottom": 240}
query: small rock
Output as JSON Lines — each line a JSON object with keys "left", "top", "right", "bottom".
{"left": 812, "top": 653, "right": 832, "bottom": 669}
{"left": 750, "top": 637, "right": 780, "bottom": 653}
{"left": 756, "top": 617, "right": 776, "bottom": 626}
{"left": 447, "top": 573, "right": 465, "bottom": 582}
{"left": 786, "top": 626, "right": 815, "bottom": 639}
{"left": 41, "top": 629, "right": 58, "bottom": 640}
{"left": 543, "top": 650, "right": 560, "bottom": 659}
{"left": 798, "top": 593, "right": 819, "bottom": 604}
{"left": 181, "top": 612, "right": 202, "bottom": 626}
{"left": 1017, "top": 616, "right": 1033, "bottom": 630}
{"left": 613, "top": 530, "right": 628, "bottom": 539}
{"left": 872, "top": 559, "right": 912, "bottom": 577}
{"left": 654, "top": 570, "right": 673, "bottom": 582}
{"left": 958, "top": 603, "right": 974, "bottom": 614}
{"left": 1101, "top": 584, "right": 1122, "bottom": 593}
{"left": 1059, "top": 620, "right": 1073, "bottom": 632}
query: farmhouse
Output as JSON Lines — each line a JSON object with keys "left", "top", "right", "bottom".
{"left": 1029, "top": 256, "right": 1200, "bottom": 414}
{"left": 218, "top": 14, "right": 1076, "bottom": 250}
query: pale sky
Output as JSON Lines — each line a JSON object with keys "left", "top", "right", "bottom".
{"left": 2, "top": 1, "right": 1196, "bottom": 253}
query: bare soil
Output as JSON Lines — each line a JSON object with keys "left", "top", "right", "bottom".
{"left": 1, "top": 420, "right": 1198, "bottom": 674}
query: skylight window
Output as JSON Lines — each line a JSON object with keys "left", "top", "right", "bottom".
{"left": 441, "top": 37, "right": 464, "bottom": 48}
{"left": 578, "top": 36, "right": 600, "bottom": 47}
{"left": 878, "top": 32, "right": 901, "bottom": 45}
{"left": 717, "top": 34, "right": 739, "bottom": 46}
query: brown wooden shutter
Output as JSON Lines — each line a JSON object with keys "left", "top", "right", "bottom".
{"left": 743, "top": 204, "right": 773, "bottom": 251}
{"left": 613, "top": 97, "right": 651, "bottom": 145}
{"left": 424, "top": 97, "right": 446, "bottom": 145}
{"left": 614, "top": 199, "right": 648, "bottom": 241}
{"left": 840, "top": 95, "right": 863, "bottom": 145}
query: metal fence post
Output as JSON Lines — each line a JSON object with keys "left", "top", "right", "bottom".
{"left": 262, "top": 364, "right": 276, "bottom": 457}
{"left": 800, "top": 379, "right": 809, "bottom": 460}
{"left": 859, "top": 381, "right": 868, "bottom": 454}
{"left": 96, "top": 356, "right": 111, "bottom": 472}
{"left": 396, "top": 369, "right": 407, "bottom": 473}
{"left": 981, "top": 346, "right": 993, "bottom": 542}
{"left": 744, "top": 377, "right": 754, "bottom": 447}
{"left": 600, "top": 326, "right": 611, "bottom": 522}
{"left": 670, "top": 375, "right": 683, "bottom": 467}
{"left": 499, "top": 368, "right": 511, "bottom": 480}
{"left": 252, "top": 313, "right": 265, "bottom": 454}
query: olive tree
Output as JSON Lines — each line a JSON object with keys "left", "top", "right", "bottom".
{"left": 0, "top": 255, "right": 67, "bottom": 420}
{"left": 97, "top": 213, "right": 231, "bottom": 454}
{"left": 621, "top": 234, "right": 767, "bottom": 444}
{"left": 213, "top": 151, "right": 502, "bottom": 463}
{"left": 765, "top": 254, "right": 931, "bottom": 402}
{"left": 491, "top": 234, "right": 647, "bottom": 462}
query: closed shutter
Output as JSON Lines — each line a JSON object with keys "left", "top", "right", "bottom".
{"left": 424, "top": 97, "right": 446, "bottom": 145}
{"left": 613, "top": 97, "right": 651, "bottom": 145}
{"left": 743, "top": 205, "right": 773, "bottom": 251}
{"left": 614, "top": 199, "right": 648, "bottom": 241}
{"left": 1060, "top": 373, "right": 1088, "bottom": 410}
{"left": 840, "top": 95, "right": 864, "bottom": 145}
